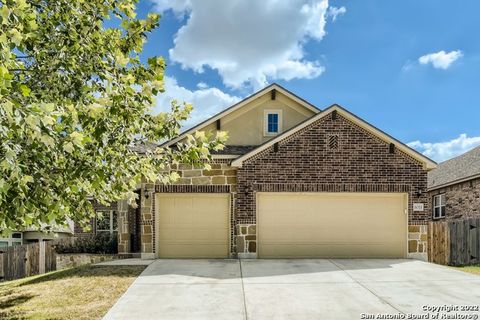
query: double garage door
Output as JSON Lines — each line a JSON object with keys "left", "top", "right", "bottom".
{"left": 257, "top": 193, "right": 407, "bottom": 258}
{"left": 156, "top": 193, "right": 407, "bottom": 258}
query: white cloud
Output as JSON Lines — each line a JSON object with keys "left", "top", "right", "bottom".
{"left": 418, "top": 50, "right": 463, "bottom": 70}
{"left": 154, "top": 77, "right": 241, "bottom": 129}
{"left": 408, "top": 134, "right": 480, "bottom": 162}
{"left": 151, "top": 0, "right": 333, "bottom": 89}
{"left": 327, "top": 6, "right": 346, "bottom": 22}
{"left": 196, "top": 82, "right": 209, "bottom": 89}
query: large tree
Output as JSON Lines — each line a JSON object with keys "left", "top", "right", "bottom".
{"left": 0, "top": 0, "right": 226, "bottom": 233}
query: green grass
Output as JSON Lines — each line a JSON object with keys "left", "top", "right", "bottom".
{"left": 0, "top": 265, "right": 145, "bottom": 320}
{"left": 453, "top": 264, "right": 480, "bottom": 276}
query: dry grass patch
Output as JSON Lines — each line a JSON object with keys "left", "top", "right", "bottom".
{"left": 453, "top": 265, "right": 480, "bottom": 276}
{"left": 0, "top": 265, "right": 145, "bottom": 320}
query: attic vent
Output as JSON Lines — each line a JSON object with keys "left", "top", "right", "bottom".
{"left": 327, "top": 134, "right": 339, "bottom": 150}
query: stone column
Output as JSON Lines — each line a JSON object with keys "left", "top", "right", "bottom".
{"left": 408, "top": 224, "right": 428, "bottom": 261}
{"left": 117, "top": 200, "right": 130, "bottom": 254}
{"left": 236, "top": 224, "right": 257, "bottom": 258}
{"left": 140, "top": 183, "right": 155, "bottom": 259}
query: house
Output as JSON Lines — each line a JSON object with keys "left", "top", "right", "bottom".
{"left": 0, "top": 225, "right": 72, "bottom": 248}
{"left": 428, "top": 146, "right": 480, "bottom": 221}
{"left": 105, "top": 83, "right": 436, "bottom": 261}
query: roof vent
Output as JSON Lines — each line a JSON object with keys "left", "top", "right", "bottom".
{"left": 389, "top": 143, "right": 395, "bottom": 154}
{"left": 328, "top": 134, "right": 339, "bottom": 150}
{"left": 331, "top": 110, "right": 337, "bottom": 120}
{"left": 271, "top": 89, "right": 276, "bottom": 100}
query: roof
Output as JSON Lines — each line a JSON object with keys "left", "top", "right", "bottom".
{"left": 161, "top": 83, "right": 321, "bottom": 148}
{"left": 130, "top": 142, "right": 159, "bottom": 154}
{"left": 428, "top": 145, "right": 480, "bottom": 190}
{"left": 231, "top": 104, "right": 437, "bottom": 170}
{"left": 211, "top": 145, "right": 258, "bottom": 155}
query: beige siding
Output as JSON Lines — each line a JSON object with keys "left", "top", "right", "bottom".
{"left": 257, "top": 192, "right": 408, "bottom": 258}
{"left": 190, "top": 92, "right": 316, "bottom": 146}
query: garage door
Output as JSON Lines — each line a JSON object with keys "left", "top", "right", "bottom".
{"left": 156, "top": 193, "right": 229, "bottom": 258}
{"left": 257, "top": 193, "right": 407, "bottom": 258}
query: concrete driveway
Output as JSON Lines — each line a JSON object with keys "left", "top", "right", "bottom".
{"left": 103, "top": 259, "right": 480, "bottom": 320}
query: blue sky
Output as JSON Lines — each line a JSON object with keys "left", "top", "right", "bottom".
{"left": 134, "top": 0, "right": 480, "bottom": 162}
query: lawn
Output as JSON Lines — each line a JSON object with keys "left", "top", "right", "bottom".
{"left": 0, "top": 265, "right": 145, "bottom": 320}
{"left": 453, "top": 265, "right": 480, "bottom": 276}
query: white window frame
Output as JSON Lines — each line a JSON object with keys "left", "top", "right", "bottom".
{"left": 96, "top": 210, "right": 118, "bottom": 235}
{"left": 264, "top": 109, "right": 283, "bottom": 136}
{"left": 433, "top": 194, "right": 446, "bottom": 219}
{"left": 0, "top": 232, "right": 23, "bottom": 248}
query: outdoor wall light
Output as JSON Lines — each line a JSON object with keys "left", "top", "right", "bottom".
{"left": 144, "top": 187, "right": 150, "bottom": 199}
{"left": 415, "top": 189, "right": 423, "bottom": 197}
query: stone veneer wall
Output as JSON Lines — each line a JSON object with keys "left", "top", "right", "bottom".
{"left": 408, "top": 225, "right": 428, "bottom": 261}
{"left": 56, "top": 253, "right": 131, "bottom": 270}
{"left": 138, "top": 161, "right": 238, "bottom": 258}
{"left": 117, "top": 200, "right": 130, "bottom": 254}
{"left": 236, "top": 224, "right": 256, "bottom": 258}
{"left": 236, "top": 112, "right": 430, "bottom": 259}
{"left": 428, "top": 177, "right": 480, "bottom": 221}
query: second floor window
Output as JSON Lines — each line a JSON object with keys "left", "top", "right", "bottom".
{"left": 264, "top": 110, "right": 282, "bottom": 135}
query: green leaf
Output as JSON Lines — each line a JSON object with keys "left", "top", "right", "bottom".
{"left": 69, "top": 132, "right": 84, "bottom": 146}
{"left": 19, "top": 84, "right": 31, "bottom": 97}
{"left": 63, "top": 142, "right": 75, "bottom": 154}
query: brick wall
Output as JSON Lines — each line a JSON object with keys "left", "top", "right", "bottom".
{"left": 236, "top": 112, "right": 430, "bottom": 258}
{"left": 429, "top": 177, "right": 480, "bottom": 221}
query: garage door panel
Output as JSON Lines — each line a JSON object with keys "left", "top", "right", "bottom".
{"left": 157, "top": 194, "right": 229, "bottom": 258}
{"left": 260, "top": 243, "right": 402, "bottom": 258}
{"left": 258, "top": 193, "right": 407, "bottom": 258}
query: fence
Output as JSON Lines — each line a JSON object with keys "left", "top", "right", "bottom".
{"left": 429, "top": 217, "right": 480, "bottom": 266}
{"left": 0, "top": 238, "right": 72, "bottom": 282}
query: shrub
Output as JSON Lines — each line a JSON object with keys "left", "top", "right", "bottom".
{"left": 56, "top": 233, "right": 118, "bottom": 254}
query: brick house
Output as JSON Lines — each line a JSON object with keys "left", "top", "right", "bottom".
{"left": 104, "top": 84, "right": 438, "bottom": 261}
{"left": 428, "top": 146, "right": 480, "bottom": 221}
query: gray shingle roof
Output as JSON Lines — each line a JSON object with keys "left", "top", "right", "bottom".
{"left": 211, "top": 145, "right": 258, "bottom": 155}
{"left": 131, "top": 143, "right": 257, "bottom": 156}
{"left": 428, "top": 145, "right": 480, "bottom": 189}
{"left": 130, "top": 142, "right": 159, "bottom": 154}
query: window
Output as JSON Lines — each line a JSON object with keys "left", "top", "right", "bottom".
{"left": 264, "top": 110, "right": 282, "bottom": 135}
{"left": 433, "top": 194, "right": 446, "bottom": 219}
{"left": 0, "top": 232, "right": 23, "bottom": 247}
{"left": 96, "top": 210, "right": 118, "bottom": 234}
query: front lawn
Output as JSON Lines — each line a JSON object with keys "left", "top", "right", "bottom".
{"left": 453, "top": 265, "right": 480, "bottom": 276}
{"left": 0, "top": 265, "right": 145, "bottom": 320}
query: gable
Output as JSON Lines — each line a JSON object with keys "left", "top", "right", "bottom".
{"left": 232, "top": 105, "right": 436, "bottom": 170}
{"left": 162, "top": 84, "right": 319, "bottom": 149}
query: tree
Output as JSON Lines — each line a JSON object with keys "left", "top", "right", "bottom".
{"left": 0, "top": 0, "right": 226, "bottom": 233}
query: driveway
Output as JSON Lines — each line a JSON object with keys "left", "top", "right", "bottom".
{"left": 103, "top": 259, "right": 480, "bottom": 320}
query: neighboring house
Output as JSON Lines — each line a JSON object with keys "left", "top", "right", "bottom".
{"left": 104, "top": 83, "right": 437, "bottom": 261}
{"left": 428, "top": 146, "right": 480, "bottom": 221}
{"left": 0, "top": 225, "right": 73, "bottom": 248}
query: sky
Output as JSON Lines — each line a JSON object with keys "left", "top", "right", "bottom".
{"left": 134, "top": 0, "right": 480, "bottom": 163}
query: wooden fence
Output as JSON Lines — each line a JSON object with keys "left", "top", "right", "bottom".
{"left": 429, "top": 217, "right": 480, "bottom": 266}
{"left": 0, "top": 239, "right": 69, "bottom": 282}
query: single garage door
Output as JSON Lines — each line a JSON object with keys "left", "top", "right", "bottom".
{"left": 257, "top": 192, "right": 407, "bottom": 258}
{"left": 156, "top": 193, "right": 229, "bottom": 258}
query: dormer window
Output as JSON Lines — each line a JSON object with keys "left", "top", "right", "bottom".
{"left": 264, "top": 110, "right": 282, "bottom": 136}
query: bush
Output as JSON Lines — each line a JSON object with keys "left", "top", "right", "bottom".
{"left": 56, "top": 233, "right": 118, "bottom": 254}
